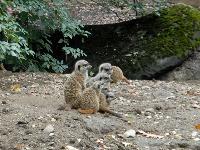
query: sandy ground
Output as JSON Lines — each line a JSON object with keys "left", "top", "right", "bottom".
{"left": 0, "top": 72, "right": 200, "bottom": 150}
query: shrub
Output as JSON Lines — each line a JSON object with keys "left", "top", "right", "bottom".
{"left": 0, "top": 0, "right": 89, "bottom": 72}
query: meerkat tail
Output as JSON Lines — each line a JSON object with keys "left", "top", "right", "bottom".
{"left": 100, "top": 108, "right": 123, "bottom": 118}
{"left": 122, "top": 77, "right": 130, "bottom": 84}
{"left": 78, "top": 108, "right": 96, "bottom": 114}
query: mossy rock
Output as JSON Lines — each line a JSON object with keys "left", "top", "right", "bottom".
{"left": 68, "top": 4, "right": 200, "bottom": 79}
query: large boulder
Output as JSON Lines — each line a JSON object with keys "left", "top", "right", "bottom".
{"left": 160, "top": 47, "right": 200, "bottom": 80}
{"left": 68, "top": 4, "right": 200, "bottom": 79}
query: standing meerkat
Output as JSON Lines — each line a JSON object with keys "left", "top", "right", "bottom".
{"left": 64, "top": 60, "right": 92, "bottom": 109}
{"left": 111, "top": 66, "right": 130, "bottom": 84}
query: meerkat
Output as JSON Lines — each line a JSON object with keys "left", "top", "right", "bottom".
{"left": 78, "top": 81, "right": 103, "bottom": 114}
{"left": 99, "top": 63, "right": 113, "bottom": 75}
{"left": 86, "top": 72, "right": 112, "bottom": 87}
{"left": 111, "top": 66, "right": 130, "bottom": 84}
{"left": 85, "top": 63, "right": 113, "bottom": 88}
{"left": 98, "top": 85, "right": 123, "bottom": 118}
{"left": 64, "top": 60, "right": 92, "bottom": 109}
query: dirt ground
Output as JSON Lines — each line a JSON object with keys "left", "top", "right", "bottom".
{"left": 0, "top": 72, "right": 200, "bottom": 150}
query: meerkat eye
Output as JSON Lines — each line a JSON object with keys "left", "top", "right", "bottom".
{"left": 104, "top": 77, "right": 108, "bottom": 80}
{"left": 99, "top": 77, "right": 102, "bottom": 80}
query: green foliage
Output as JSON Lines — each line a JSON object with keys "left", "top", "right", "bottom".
{"left": 0, "top": 0, "right": 89, "bottom": 72}
{"left": 132, "top": 4, "right": 200, "bottom": 71}
{"left": 0, "top": 1, "right": 34, "bottom": 67}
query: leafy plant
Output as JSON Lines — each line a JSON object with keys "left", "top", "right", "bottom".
{"left": 0, "top": 1, "right": 34, "bottom": 69}
{"left": 0, "top": 0, "right": 89, "bottom": 72}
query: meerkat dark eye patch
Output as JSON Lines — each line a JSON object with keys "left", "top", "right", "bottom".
{"left": 97, "top": 84, "right": 101, "bottom": 88}
{"left": 105, "top": 68, "right": 109, "bottom": 71}
{"left": 78, "top": 65, "right": 81, "bottom": 70}
{"left": 99, "top": 77, "right": 102, "bottom": 80}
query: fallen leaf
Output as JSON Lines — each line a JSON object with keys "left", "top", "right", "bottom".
{"left": 10, "top": 84, "right": 21, "bottom": 93}
{"left": 195, "top": 123, "right": 200, "bottom": 130}
{"left": 137, "top": 130, "right": 164, "bottom": 139}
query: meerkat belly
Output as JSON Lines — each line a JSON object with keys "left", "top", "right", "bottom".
{"left": 111, "top": 66, "right": 123, "bottom": 83}
{"left": 64, "top": 78, "right": 82, "bottom": 108}
{"left": 80, "top": 89, "right": 99, "bottom": 110}
{"left": 99, "top": 93, "right": 109, "bottom": 110}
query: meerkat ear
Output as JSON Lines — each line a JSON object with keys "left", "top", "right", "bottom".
{"left": 100, "top": 67, "right": 103, "bottom": 72}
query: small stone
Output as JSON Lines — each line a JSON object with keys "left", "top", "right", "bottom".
{"left": 51, "top": 118, "right": 56, "bottom": 122}
{"left": 65, "top": 145, "right": 79, "bottom": 150}
{"left": 2, "top": 108, "right": 10, "bottom": 113}
{"left": 1, "top": 101, "right": 7, "bottom": 104}
{"left": 5, "top": 93, "right": 10, "bottom": 96}
{"left": 171, "top": 131, "right": 176, "bottom": 135}
{"left": 146, "top": 116, "right": 152, "bottom": 119}
{"left": 123, "top": 129, "right": 136, "bottom": 138}
{"left": 193, "top": 138, "right": 200, "bottom": 141}
{"left": 44, "top": 124, "right": 54, "bottom": 133}
{"left": 49, "top": 133, "right": 55, "bottom": 136}
{"left": 38, "top": 116, "right": 43, "bottom": 120}
{"left": 165, "top": 133, "right": 170, "bottom": 136}
{"left": 192, "top": 131, "right": 198, "bottom": 137}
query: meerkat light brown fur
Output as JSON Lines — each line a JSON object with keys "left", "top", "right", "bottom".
{"left": 98, "top": 85, "right": 123, "bottom": 118}
{"left": 111, "top": 66, "right": 130, "bottom": 84}
{"left": 78, "top": 81, "right": 103, "bottom": 114}
{"left": 64, "top": 60, "right": 91, "bottom": 109}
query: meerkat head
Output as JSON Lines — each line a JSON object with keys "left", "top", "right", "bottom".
{"left": 99, "top": 63, "right": 113, "bottom": 75}
{"left": 75, "top": 60, "right": 92, "bottom": 74}
{"left": 106, "top": 91, "right": 116, "bottom": 104}
{"left": 96, "top": 72, "right": 112, "bottom": 84}
{"left": 91, "top": 81, "right": 104, "bottom": 92}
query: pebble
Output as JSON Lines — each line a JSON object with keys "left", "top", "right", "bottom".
{"left": 193, "top": 138, "right": 200, "bottom": 141}
{"left": 123, "top": 129, "right": 136, "bottom": 138}
{"left": 49, "top": 133, "right": 55, "bottom": 136}
{"left": 44, "top": 124, "right": 54, "bottom": 133}
{"left": 191, "top": 131, "right": 198, "bottom": 137}
{"left": 1, "top": 101, "right": 7, "bottom": 104}
{"left": 65, "top": 145, "right": 79, "bottom": 150}
{"left": 51, "top": 118, "right": 56, "bottom": 122}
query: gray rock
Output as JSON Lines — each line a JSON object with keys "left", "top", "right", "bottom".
{"left": 123, "top": 129, "right": 136, "bottom": 138}
{"left": 161, "top": 50, "right": 200, "bottom": 80}
{"left": 44, "top": 124, "right": 54, "bottom": 133}
{"left": 83, "top": 116, "right": 122, "bottom": 134}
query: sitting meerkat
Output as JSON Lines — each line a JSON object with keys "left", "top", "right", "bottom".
{"left": 98, "top": 85, "right": 123, "bottom": 118}
{"left": 111, "top": 66, "right": 130, "bottom": 84}
{"left": 86, "top": 72, "right": 112, "bottom": 87}
{"left": 64, "top": 60, "right": 92, "bottom": 109}
{"left": 86, "top": 63, "right": 113, "bottom": 88}
{"left": 78, "top": 81, "right": 103, "bottom": 114}
{"left": 98, "top": 63, "right": 129, "bottom": 84}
